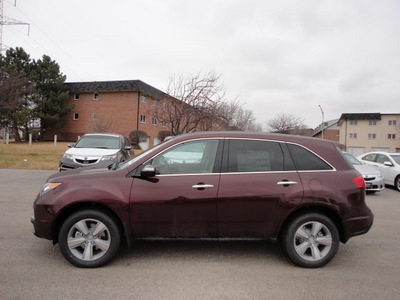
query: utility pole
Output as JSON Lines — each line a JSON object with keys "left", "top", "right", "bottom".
{"left": 318, "top": 105, "right": 324, "bottom": 139}
{"left": 0, "top": 0, "right": 30, "bottom": 53}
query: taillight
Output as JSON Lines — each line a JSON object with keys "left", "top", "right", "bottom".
{"left": 353, "top": 175, "right": 366, "bottom": 189}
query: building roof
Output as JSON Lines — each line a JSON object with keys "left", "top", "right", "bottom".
{"left": 313, "top": 119, "right": 339, "bottom": 136}
{"left": 65, "top": 80, "right": 165, "bottom": 99}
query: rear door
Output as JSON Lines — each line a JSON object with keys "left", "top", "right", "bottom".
{"left": 217, "top": 139, "right": 303, "bottom": 238}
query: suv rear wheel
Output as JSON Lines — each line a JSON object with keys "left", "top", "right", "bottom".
{"left": 58, "top": 210, "right": 121, "bottom": 268}
{"left": 282, "top": 213, "right": 339, "bottom": 268}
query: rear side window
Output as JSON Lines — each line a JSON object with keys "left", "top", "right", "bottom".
{"left": 287, "top": 144, "right": 332, "bottom": 171}
{"left": 228, "top": 140, "right": 284, "bottom": 172}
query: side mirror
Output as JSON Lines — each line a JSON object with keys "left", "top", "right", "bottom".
{"left": 125, "top": 145, "right": 132, "bottom": 151}
{"left": 68, "top": 144, "right": 74, "bottom": 148}
{"left": 141, "top": 165, "right": 156, "bottom": 178}
{"left": 384, "top": 161, "right": 394, "bottom": 167}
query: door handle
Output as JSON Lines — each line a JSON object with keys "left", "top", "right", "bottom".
{"left": 277, "top": 181, "right": 298, "bottom": 186}
{"left": 192, "top": 184, "right": 214, "bottom": 189}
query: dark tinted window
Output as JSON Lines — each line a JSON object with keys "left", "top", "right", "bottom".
{"left": 228, "top": 140, "right": 284, "bottom": 172}
{"left": 287, "top": 144, "right": 332, "bottom": 171}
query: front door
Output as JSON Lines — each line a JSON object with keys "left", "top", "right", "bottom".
{"left": 130, "top": 139, "right": 222, "bottom": 238}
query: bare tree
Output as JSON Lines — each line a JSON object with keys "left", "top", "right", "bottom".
{"left": 150, "top": 71, "right": 261, "bottom": 134}
{"left": 91, "top": 114, "right": 112, "bottom": 133}
{"left": 266, "top": 113, "right": 307, "bottom": 135}
{"left": 129, "top": 130, "right": 148, "bottom": 149}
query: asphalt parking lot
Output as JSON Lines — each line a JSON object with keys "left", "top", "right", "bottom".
{"left": 1, "top": 169, "right": 399, "bottom": 300}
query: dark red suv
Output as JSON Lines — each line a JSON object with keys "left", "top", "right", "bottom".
{"left": 32, "top": 132, "right": 373, "bottom": 268}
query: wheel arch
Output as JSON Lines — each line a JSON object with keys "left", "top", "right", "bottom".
{"left": 278, "top": 205, "right": 346, "bottom": 243}
{"left": 51, "top": 202, "right": 126, "bottom": 244}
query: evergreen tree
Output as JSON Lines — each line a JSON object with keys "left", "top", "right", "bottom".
{"left": 31, "top": 55, "right": 73, "bottom": 139}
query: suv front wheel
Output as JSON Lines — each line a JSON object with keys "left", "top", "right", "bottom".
{"left": 282, "top": 213, "right": 339, "bottom": 268}
{"left": 58, "top": 210, "right": 121, "bottom": 268}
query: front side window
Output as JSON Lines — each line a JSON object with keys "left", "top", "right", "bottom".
{"left": 287, "top": 144, "right": 332, "bottom": 171}
{"left": 362, "top": 153, "right": 377, "bottom": 162}
{"left": 151, "top": 140, "right": 219, "bottom": 175}
{"left": 228, "top": 140, "right": 284, "bottom": 172}
{"left": 376, "top": 154, "right": 390, "bottom": 164}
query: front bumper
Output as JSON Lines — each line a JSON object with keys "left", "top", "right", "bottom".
{"left": 59, "top": 159, "right": 116, "bottom": 171}
{"left": 364, "top": 177, "right": 385, "bottom": 192}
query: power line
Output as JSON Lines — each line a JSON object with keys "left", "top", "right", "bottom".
{"left": 0, "top": 0, "right": 30, "bottom": 52}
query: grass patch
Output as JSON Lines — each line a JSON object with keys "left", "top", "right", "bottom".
{"left": 0, "top": 141, "right": 144, "bottom": 170}
{"left": 0, "top": 142, "right": 69, "bottom": 170}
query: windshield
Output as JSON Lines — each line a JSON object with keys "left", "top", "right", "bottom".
{"left": 343, "top": 152, "right": 362, "bottom": 165}
{"left": 75, "top": 135, "right": 120, "bottom": 149}
{"left": 116, "top": 141, "right": 167, "bottom": 170}
{"left": 390, "top": 155, "right": 400, "bottom": 164}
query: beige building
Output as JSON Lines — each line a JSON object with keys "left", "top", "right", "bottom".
{"left": 338, "top": 113, "right": 400, "bottom": 156}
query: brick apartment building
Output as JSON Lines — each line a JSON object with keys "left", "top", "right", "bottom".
{"left": 44, "top": 80, "right": 175, "bottom": 149}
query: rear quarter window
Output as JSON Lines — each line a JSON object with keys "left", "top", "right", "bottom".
{"left": 287, "top": 144, "right": 333, "bottom": 171}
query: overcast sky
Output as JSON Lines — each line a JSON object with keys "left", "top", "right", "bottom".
{"left": 3, "top": 0, "right": 400, "bottom": 129}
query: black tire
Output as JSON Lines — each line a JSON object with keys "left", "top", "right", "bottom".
{"left": 58, "top": 209, "right": 121, "bottom": 268}
{"left": 395, "top": 176, "right": 400, "bottom": 192}
{"left": 282, "top": 213, "right": 339, "bottom": 268}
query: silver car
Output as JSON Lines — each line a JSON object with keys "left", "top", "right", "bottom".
{"left": 344, "top": 153, "right": 385, "bottom": 193}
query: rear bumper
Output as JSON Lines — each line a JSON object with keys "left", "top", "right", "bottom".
{"left": 342, "top": 212, "right": 374, "bottom": 243}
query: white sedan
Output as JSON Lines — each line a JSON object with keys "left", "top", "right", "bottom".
{"left": 357, "top": 152, "right": 400, "bottom": 191}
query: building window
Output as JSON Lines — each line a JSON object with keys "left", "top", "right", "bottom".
{"left": 350, "top": 120, "right": 357, "bottom": 125}
{"left": 93, "top": 113, "right": 98, "bottom": 119}
{"left": 141, "top": 95, "right": 147, "bottom": 103}
{"left": 163, "top": 102, "right": 167, "bottom": 110}
{"left": 349, "top": 133, "right": 357, "bottom": 139}
{"left": 153, "top": 99, "right": 158, "bottom": 106}
{"left": 162, "top": 121, "right": 167, "bottom": 128}
{"left": 369, "top": 120, "right": 376, "bottom": 126}
{"left": 73, "top": 113, "right": 79, "bottom": 120}
{"left": 388, "top": 120, "right": 397, "bottom": 126}
{"left": 388, "top": 134, "right": 396, "bottom": 139}
{"left": 74, "top": 94, "right": 79, "bottom": 100}
{"left": 152, "top": 117, "right": 157, "bottom": 125}
{"left": 368, "top": 133, "right": 376, "bottom": 140}
{"left": 93, "top": 93, "right": 99, "bottom": 100}
{"left": 140, "top": 115, "right": 146, "bottom": 123}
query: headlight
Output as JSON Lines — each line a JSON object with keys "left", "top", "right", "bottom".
{"left": 101, "top": 154, "right": 117, "bottom": 161}
{"left": 62, "top": 153, "right": 74, "bottom": 160}
{"left": 40, "top": 182, "right": 62, "bottom": 197}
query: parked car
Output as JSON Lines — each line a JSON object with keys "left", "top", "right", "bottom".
{"left": 343, "top": 152, "right": 384, "bottom": 193}
{"left": 59, "top": 133, "right": 134, "bottom": 171}
{"left": 357, "top": 152, "right": 400, "bottom": 191}
{"left": 32, "top": 132, "right": 373, "bottom": 268}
